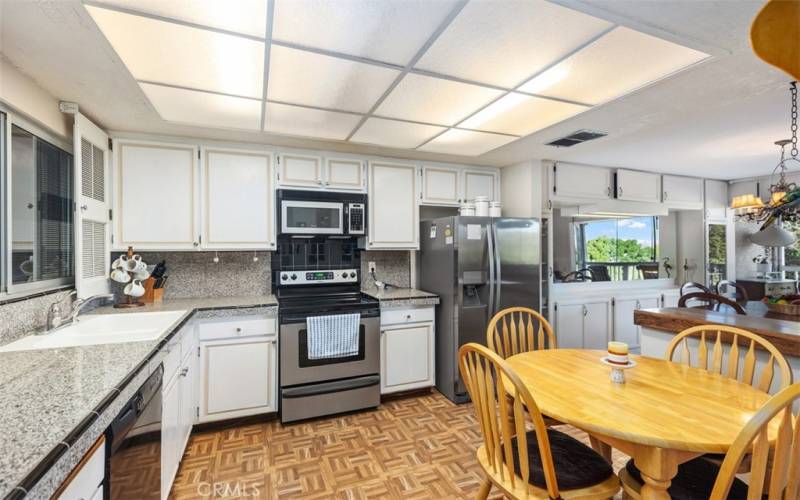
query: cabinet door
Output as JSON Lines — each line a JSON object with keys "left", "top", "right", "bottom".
{"left": 422, "top": 165, "right": 461, "bottom": 205}
{"left": 199, "top": 337, "right": 276, "bottom": 422}
{"left": 705, "top": 179, "right": 728, "bottom": 220}
{"left": 616, "top": 169, "right": 661, "bottom": 203}
{"left": 553, "top": 163, "right": 611, "bottom": 200}
{"left": 662, "top": 290, "right": 680, "bottom": 307}
{"left": 463, "top": 169, "right": 498, "bottom": 201}
{"left": 326, "top": 157, "right": 365, "bottom": 190}
{"left": 202, "top": 148, "right": 274, "bottom": 250}
{"left": 161, "top": 375, "right": 181, "bottom": 500}
{"left": 662, "top": 175, "right": 703, "bottom": 209}
{"left": 613, "top": 298, "right": 638, "bottom": 347}
{"left": 555, "top": 303, "right": 583, "bottom": 348}
{"left": 583, "top": 301, "right": 610, "bottom": 350}
{"left": 278, "top": 153, "right": 323, "bottom": 188}
{"left": 178, "top": 354, "right": 194, "bottom": 450}
{"left": 115, "top": 141, "right": 198, "bottom": 250}
{"left": 541, "top": 162, "right": 553, "bottom": 215}
{"left": 368, "top": 162, "right": 419, "bottom": 249}
{"left": 381, "top": 322, "right": 435, "bottom": 394}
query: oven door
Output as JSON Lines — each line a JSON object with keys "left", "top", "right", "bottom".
{"left": 281, "top": 200, "right": 345, "bottom": 235}
{"left": 280, "top": 315, "right": 379, "bottom": 386}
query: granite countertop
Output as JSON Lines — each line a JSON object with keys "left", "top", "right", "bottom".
{"left": 0, "top": 295, "right": 276, "bottom": 499}
{"left": 361, "top": 287, "right": 439, "bottom": 308}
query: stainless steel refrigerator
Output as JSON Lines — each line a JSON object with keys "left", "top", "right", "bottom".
{"left": 420, "top": 216, "right": 540, "bottom": 403}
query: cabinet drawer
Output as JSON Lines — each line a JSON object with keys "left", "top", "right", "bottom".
{"left": 56, "top": 436, "right": 105, "bottom": 500}
{"left": 380, "top": 307, "right": 435, "bottom": 326}
{"left": 198, "top": 316, "right": 276, "bottom": 340}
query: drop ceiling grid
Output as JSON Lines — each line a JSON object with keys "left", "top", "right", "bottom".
{"left": 85, "top": 0, "right": 711, "bottom": 156}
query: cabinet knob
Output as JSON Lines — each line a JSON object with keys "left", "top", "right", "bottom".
{"left": 618, "top": 186, "right": 623, "bottom": 196}
{"left": 180, "top": 367, "right": 189, "bottom": 377}
{"left": 236, "top": 327, "right": 242, "bottom": 333}
{"left": 80, "top": 204, "right": 88, "bottom": 211}
{"left": 193, "top": 241, "right": 199, "bottom": 247}
{"left": 380, "top": 330, "right": 386, "bottom": 335}
{"left": 406, "top": 314, "right": 412, "bottom": 319}
{"left": 664, "top": 191, "right": 668, "bottom": 201}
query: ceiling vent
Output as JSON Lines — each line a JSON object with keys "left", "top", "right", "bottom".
{"left": 546, "top": 129, "right": 607, "bottom": 147}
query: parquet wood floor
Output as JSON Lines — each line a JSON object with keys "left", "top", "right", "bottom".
{"left": 170, "top": 390, "right": 629, "bottom": 499}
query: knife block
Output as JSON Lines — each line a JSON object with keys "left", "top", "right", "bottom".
{"left": 142, "top": 277, "right": 164, "bottom": 303}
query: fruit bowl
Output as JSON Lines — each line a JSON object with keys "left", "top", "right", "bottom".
{"left": 763, "top": 295, "right": 800, "bottom": 315}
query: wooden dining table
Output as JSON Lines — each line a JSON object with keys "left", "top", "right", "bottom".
{"left": 505, "top": 349, "right": 775, "bottom": 500}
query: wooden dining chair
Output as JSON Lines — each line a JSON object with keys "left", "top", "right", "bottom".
{"left": 458, "top": 343, "right": 620, "bottom": 500}
{"left": 678, "top": 292, "right": 747, "bottom": 314}
{"left": 680, "top": 280, "right": 711, "bottom": 296}
{"left": 621, "top": 382, "right": 800, "bottom": 500}
{"left": 715, "top": 280, "right": 749, "bottom": 303}
{"left": 487, "top": 307, "right": 555, "bottom": 359}
{"left": 665, "top": 325, "right": 792, "bottom": 392}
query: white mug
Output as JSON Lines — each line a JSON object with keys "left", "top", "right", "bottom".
{"left": 134, "top": 268, "right": 150, "bottom": 281}
{"left": 110, "top": 267, "right": 131, "bottom": 283}
{"left": 125, "top": 255, "right": 145, "bottom": 272}
{"left": 124, "top": 279, "right": 145, "bottom": 297}
{"left": 111, "top": 255, "right": 128, "bottom": 269}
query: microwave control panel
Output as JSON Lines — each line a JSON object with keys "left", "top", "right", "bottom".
{"left": 348, "top": 203, "right": 365, "bottom": 235}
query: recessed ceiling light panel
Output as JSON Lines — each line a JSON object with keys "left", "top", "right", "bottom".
{"left": 87, "top": 5, "right": 265, "bottom": 98}
{"left": 418, "top": 129, "right": 516, "bottom": 156}
{"left": 140, "top": 83, "right": 262, "bottom": 131}
{"left": 518, "top": 27, "right": 709, "bottom": 105}
{"left": 91, "top": 0, "right": 269, "bottom": 37}
{"left": 376, "top": 73, "right": 503, "bottom": 126}
{"left": 263, "top": 102, "right": 362, "bottom": 140}
{"left": 459, "top": 92, "right": 588, "bottom": 136}
{"left": 351, "top": 117, "right": 445, "bottom": 149}
{"left": 267, "top": 45, "right": 400, "bottom": 112}
{"left": 416, "top": 0, "right": 612, "bottom": 88}
{"left": 272, "top": 0, "right": 459, "bottom": 65}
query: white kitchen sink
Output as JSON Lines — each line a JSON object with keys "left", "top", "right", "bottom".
{"left": 0, "top": 310, "right": 187, "bottom": 352}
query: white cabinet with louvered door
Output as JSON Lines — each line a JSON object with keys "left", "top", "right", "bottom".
{"left": 74, "top": 113, "right": 111, "bottom": 298}
{"left": 114, "top": 140, "right": 199, "bottom": 250}
{"left": 421, "top": 165, "right": 461, "bottom": 205}
{"left": 662, "top": 175, "right": 704, "bottom": 209}
{"left": 201, "top": 148, "right": 275, "bottom": 250}
{"left": 367, "top": 161, "right": 419, "bottom": 249}
{"left": 705, "top": 179, "right": 729, "bottom": 221}
{"left": 463, "top": 169, "right": 499, "bottom": 202}
{"left": 277, "top": 152, "right": 323, "bottom": 188}
{"left": 616, "top": 169, "right": 661, "bottom": 203}
{"left": 325, "top": 157, "right": 365, "bottom": 191}
{"left": 552, "top": 163, "right": 612, "bottom": 201}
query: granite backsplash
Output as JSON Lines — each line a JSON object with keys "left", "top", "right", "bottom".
{"left": 360, "top": 251, "right": 412, "bottom": 289}
{"left": 111, "top": 251, "right": 272, "bottom": 299}
{"left": 0, "top": 288, "right": 75, "bottom": 345}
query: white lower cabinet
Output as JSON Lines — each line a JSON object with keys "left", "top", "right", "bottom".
{"left": 56, "top": 436, "right": 105, "bottom": 500}
{"left": 554, "top": 300, "right": 611, "bottom": 349}
{"left": 197, "top": 316, "right": 278, "bottom": 423}
{"left": 380, "top": 307, "right": 435, "bottom": 394}
{"left": 161, "top": 371, "right": 181, "bottom": 500}
{"left": 613, "top": 295, "right": 660, "bottom": 351}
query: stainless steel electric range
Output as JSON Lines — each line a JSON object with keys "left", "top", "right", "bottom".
{"left": 273, "top": 190, "right": 380, "bottom": 423}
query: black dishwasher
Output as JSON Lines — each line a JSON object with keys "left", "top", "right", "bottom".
{"left": 105, "top": 365, "right": 163, "bottom": 499}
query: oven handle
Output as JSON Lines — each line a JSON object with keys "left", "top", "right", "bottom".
{"left": 282, "top": 375, "right": 380, "bottom": 398}
{"left": 281, "top": 311, "right": 380, "bottom": 323}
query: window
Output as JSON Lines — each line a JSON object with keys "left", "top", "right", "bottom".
{"left": 3, "top": 116, "right": 74, "bottom": 296}
{"left": 575, "top": 217, "right": 658, "bottom": 281}
{"left": 706, "top": 223, "right": 727, "bottom": 287}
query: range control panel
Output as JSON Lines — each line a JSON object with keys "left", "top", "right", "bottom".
{"left": 279, "top": 268, "right": 359, "bottom": 285}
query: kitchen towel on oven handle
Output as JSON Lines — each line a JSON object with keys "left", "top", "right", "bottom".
{"left": 306, "top": 313, "right": 360, "bottom": 359}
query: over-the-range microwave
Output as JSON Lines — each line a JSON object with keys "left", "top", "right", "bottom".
{"left": 277, "top": 189, "right": 366, "bottom": 236}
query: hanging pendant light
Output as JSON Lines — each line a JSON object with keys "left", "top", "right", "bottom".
{"left": 751, "top": 220, "right": 798, "bottom": 246}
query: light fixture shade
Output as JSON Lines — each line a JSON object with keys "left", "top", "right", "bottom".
{"left": 751, "top": 224, "right": 797, "bottom": 247}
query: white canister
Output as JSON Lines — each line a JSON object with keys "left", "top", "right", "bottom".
{"left": 489, "top": 201, "right": 502, "bottom": 217}
{"left": 474, "top": 196, "right": 489, "bottom": 216}
{"left": 459, "top": 203, "right": 475, "bottom": 216}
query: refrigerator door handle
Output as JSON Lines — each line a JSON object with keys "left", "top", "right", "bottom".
{"left": 487, "top": 223, "right": 496, "bottom": 319}
{"left": 493, "top": 223, "right": 501, "bottom": 314}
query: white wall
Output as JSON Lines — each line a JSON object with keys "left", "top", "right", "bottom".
{"left": 0, "top": 56, "right": 70, "bottom": 138}
{"left": 659, "top": 213, "right": 678, "bottom": 279}
{"left": 500, "top": 159, "right": 541, "bottom": 218}
{"left": 676, "top": 211, "right": 705, "bottom": 283}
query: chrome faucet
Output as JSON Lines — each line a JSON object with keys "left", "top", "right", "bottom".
{"left": 69, "top": 293, "right": 116, "bottom": 323}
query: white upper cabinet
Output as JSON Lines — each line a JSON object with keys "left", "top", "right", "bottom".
{"left": 326, "top": 157, "right": 365, "bottom": 190}
{"left": 662, "top": 175, "right": 704, "bottom": 209}
{"left": 704, "top": 179, "right": 728, "bottom": 220}
{"left": 368, "top": 161, "right": 419, "bottom": 249}
{"left": 552, "top": 163, "right": 612, "bottom": 200}
{"left": 277, "top": 153, "right": 323, "bottom": 188}
{"left": 616, "top": 169, "right": 661, "bottom": 203}
{"left": 421, "top": 165, "right": 461, "bottom": 205}
{"left": 463, "top": 169, "right": 499, "bottom": 201}
{"left": 201, "top": 148, "right": 275, "bottom": 250}
{"left": 278, "top": 153, "right": 366, "bottom": 191}
{"left": 421, "top": 165, "right": 500, "bottom": 206}
{"left": 114, "top": 140, "right": 199, "bottom": 250}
